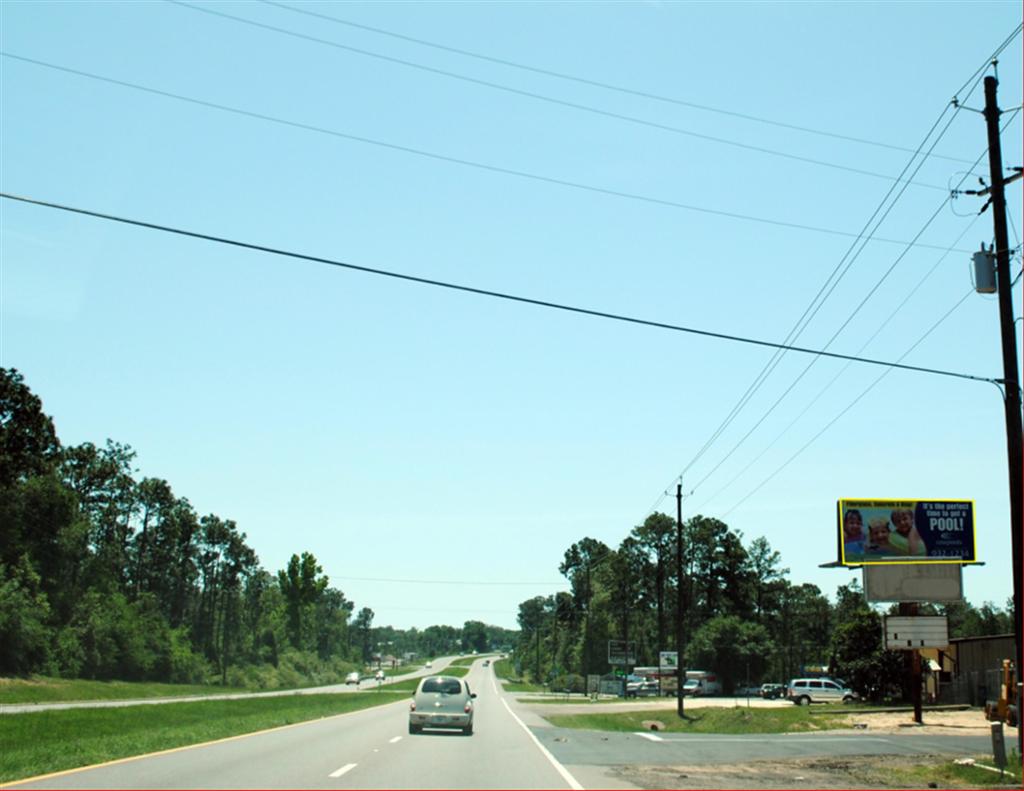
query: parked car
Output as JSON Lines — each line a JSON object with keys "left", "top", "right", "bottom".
{"left": 735, "top": 685, "right": 761, "bottom": 697}
{"left": 787, "top": 678, "right": 857, "bottom": 705}
{"left": 625, "top": 680, "right": 660, "bottom": 698}
{"left": 760, "top": 683, "right": 785, "bottom": 699}
{"left": 409, "top": 676, "right": 476, "bottom": 735}
{"left": 345, "top": 672, "right": 360, "bottom": 685}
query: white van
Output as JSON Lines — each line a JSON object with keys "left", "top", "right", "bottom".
{"left": 682, "top": 670, "right": 721, "bottom": 696}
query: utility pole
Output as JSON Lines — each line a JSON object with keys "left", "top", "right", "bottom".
{"left": 981, "top": 73, "right": 1023, "bottom": 761}
{"left": 675, "top": 482, "right": 685, "bottom": 718}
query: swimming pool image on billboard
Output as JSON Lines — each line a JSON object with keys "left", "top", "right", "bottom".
{"left": 837, "top": 499, "right": 977, "bottom": 565}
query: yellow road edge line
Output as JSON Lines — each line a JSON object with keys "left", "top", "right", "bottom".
{"left": 0, "top": 696, "right": 408, "bottom": 788}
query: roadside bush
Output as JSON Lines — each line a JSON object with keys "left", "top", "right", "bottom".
{"left": 551, "top": 673, "right": 585, "bottom": 693}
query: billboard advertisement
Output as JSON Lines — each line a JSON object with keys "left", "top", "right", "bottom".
{"left": 838, "top": 499, "right": 976, "bottom": 565}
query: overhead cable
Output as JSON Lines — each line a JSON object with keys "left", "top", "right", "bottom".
{"left": 168, "top": 1, "right": 949, "bottom": 192}
{"left": 0, "top": 191, "right": 995, "bottom": 387}
{"left": 259, "top": 0, "right": 998, "bottom": 168}
{"left": 0, "top": 52, "right": 973, "bottom": 255}
{"left": 720, "top": 288, "right": 978, "bottom": 518}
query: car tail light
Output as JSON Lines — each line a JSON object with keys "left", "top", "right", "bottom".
{"left": 410, "top": 702, "right": 416, "bottom": 711}
{"left": 464, "top": 703, "right": 472, "bottom": 713}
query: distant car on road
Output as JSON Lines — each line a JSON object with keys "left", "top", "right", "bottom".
{"left": 375, "top": 670, "right": 386, "bottom": 682}
{"left": 787, "top": 678, "right": 857, "bottom": 705}
{"left": 625, "top": 680, "right": 660, "bottom": 698}
{"left": 425, "top": 661, "right": 432, "bottom": 669}
{"left": 345, "top": 672, "right": 360, "bottom": 685}
{"left": 760, "top": 683, "right": 785, "bottom": 699}
{"left": 482, "top": 659, "right": 490, "bottom": 667}
{"left": 409, "top": 676, "right": 476, "bottom": 735}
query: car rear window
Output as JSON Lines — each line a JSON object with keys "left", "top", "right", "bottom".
{"left": 421, "top": 678, "right": 462, "bottom": 694}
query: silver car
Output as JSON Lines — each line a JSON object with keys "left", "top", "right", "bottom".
{"left": 409, "top": 676, "right": 476, "bottom": 735}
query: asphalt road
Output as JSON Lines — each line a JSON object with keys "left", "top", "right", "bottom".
{"left": 6, "top": 660, "right": 589, "bottom": 790}
{"left": 4, "top": 663, "right": 1000, "bottom": 790}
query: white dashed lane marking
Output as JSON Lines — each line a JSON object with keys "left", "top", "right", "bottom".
{"left": 389, "top": 736, "right": 402, "bottom": 743}
{"left": 329, "top": 763, "right": 357, "bottom": 778}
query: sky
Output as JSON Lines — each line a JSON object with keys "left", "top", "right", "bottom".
{"left": 1, "top": 1, "right": 1021, "bottom": 632}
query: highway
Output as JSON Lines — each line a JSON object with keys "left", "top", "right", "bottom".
{"left": 4, "top": 659, "right": 997, "bottom": 790}
{"left": 6, "top": 659, "right": 593, "bottom": 790}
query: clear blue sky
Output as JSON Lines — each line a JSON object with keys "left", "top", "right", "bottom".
{"left": 2, "top": 1, "right": 1021, "bottom": 631}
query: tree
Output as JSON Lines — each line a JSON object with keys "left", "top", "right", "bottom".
{"left": 352, "top": 607, "right": 375, "bottom": 663}
{"left": 0, "top": 559, "right": 53, "bottom": 675}
{"left": 686, "top": 615, "right": 772, "bottom": 692}
{"left": 461, "top": 620, "right": 488, "bottom": 654}
{"left": 0, "top": 367, "right": 61, "bottom": 487}
{"left": 276, "top": 552, "right": 328, "bottom": 651}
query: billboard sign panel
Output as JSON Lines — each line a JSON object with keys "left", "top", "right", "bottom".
{"left": 659, "top": 651, "right": 678, "bottom": 670}
{"left": 883, "top": 615, "right": 949, "bottom": 649}
{"left": 838, "top": 499, "right": 976, "bottom": 565}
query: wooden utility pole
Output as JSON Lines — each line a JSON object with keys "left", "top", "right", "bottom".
{"left": 981, "top": 73, "right": 1023, "bottom": 761}
{"left": 675, "top": 482, "right": 685, "bottom": 718}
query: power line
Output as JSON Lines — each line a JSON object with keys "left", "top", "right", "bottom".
{"left": 683, "top": 109, "right": 1019, "bottom": 506}
{"left": 1, "top": 191, "right": 995, "bottom": 387}
{"left": 687, "top": 138, "right": 999, "bottom": 500}
{"left": 260, "top": 0, "right": 987, "bottom": 168}
{"left": 169, "top": 1, "right": 949, "bottom": 192}
{"left": 691, "top": 212, "right": 983, "bottom": 514}
{"left": 330, "top": 575, "right": 564, "bottom": 586}
{"left": 639, "top": 41, "right": 1013, "bottom": 519}
{"left": 0, "top": 52, "right": 975, "bottom": 256}
{"left": 720, "top": 288, "right": 977, "bottom": 518}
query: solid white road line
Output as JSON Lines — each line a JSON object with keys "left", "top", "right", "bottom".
{"left": 328, "top": 763, "right": 357, "bottom": 778}
{"left": 634, "top": 732, "right": 663, "bottom": 742}
{"left": 389, "top": 736, "right": 402, "bottom": 744}
{"left": 499, "top": 697, "right": 584, "bottom": 790}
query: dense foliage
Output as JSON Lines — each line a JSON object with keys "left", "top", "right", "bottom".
{"left": 0, "top": 369, "right": 516, "bottom": 685}
{"left": 515, "top": 514, "right": 1013, "bottom": 700}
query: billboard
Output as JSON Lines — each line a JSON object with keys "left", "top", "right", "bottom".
{"left": 659, "top": 651, "right": 678, "bottom": 670}
{"left": 838, "top": 499, "right": 976, "bottom": 565}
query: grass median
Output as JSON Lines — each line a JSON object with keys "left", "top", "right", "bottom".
{"left": 0, "top": 677, "right": 249, "bottom": 705}
{"left": 0, "top": 690, "right": 407, "bottom": 784}
{"left": 545, "top": 705, "right": 846, "bottom": 734}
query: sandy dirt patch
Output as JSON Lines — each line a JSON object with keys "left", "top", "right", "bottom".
{"left": 613, "top": 754, "right": 1018, "bottom": 790}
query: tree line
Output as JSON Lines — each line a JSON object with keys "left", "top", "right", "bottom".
{"left": 515, "top": 513, "right": 1013, "bottom": 698}
{"left": 0, "top": 368, "right": 515, "bottom": 685}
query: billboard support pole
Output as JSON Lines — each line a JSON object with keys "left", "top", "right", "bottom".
{"left": 899, "top": 602, "right": 923, "bottom": 724}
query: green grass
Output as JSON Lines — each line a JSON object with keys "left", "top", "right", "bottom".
{"left": 545, "top": 706, "right": 846, "bottom": 734}
{"left": 0, "top": 690, "right": 408, "bottom": 784}
{"left": 378, "top": 665, "right": 470, "bottom": 693}
{"left": 888, "top": 754, "right": 1021, "bottom": 788}
{"left": 492, "top": 658, "right": 546, "bottom": 693}
{"left": 0, "top": 676, "right": 248, "bottom": 705}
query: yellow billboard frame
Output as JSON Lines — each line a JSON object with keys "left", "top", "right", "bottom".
{"left": 837, "top": 498, "right": 978, "bottom": 566}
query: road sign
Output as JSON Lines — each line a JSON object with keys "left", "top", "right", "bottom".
{"left": 607, "top": 640, "right": 636, "bottom": 665}
{"left": 864, "top": 564, "right": 964, "bottom": 603}
{"left": 883, "top": 615, "right": 949, "bottom": 649}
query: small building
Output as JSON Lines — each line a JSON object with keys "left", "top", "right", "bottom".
{"left": 934, "top": 633, "right": 1014, "bottom": 705}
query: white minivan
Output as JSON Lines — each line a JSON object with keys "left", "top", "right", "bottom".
{"left": 787, "top": 678, "right": 857, "bottom": 705}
